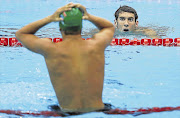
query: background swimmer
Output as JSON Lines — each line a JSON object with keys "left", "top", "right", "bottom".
{"left": 83, "top": 5, "right": 161, "bottom": 38}
{"left": 16, "top": 3, "right": 115, "bottom": 114}
{"left": 114, "top": 5, "right": 160, "bottom": 38}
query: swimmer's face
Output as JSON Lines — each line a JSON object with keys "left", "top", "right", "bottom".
{"left": 115, "top": 12, "right": 138, "bottom": 32}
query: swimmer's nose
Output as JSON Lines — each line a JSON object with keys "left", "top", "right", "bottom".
{"left": 124, "top": 24, "right": 129, "bottom": 27}
{"left": 124, "top": 19, "right": 129, "bottom": 27}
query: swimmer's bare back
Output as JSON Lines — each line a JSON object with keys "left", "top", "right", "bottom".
{"left": 16, "top": 3, "right": 115, "bottom": 113}
{"left": 45, "top": 38, "right": 106, "bottom": 112}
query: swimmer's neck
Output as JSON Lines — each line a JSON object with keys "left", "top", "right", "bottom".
{"left": 62, "top": 34, "right": 82, "bottom": 41}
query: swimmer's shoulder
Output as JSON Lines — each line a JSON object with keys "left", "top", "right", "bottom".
{"left": 135, "top": 27, "right": 161, "bottom": 38}
{"left": 82, "top": 28, "right": 99, "bottom": 37}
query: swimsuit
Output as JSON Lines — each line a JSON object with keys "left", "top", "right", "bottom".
{"left": 48, "top": 103, "right": 114, "bottom": 116}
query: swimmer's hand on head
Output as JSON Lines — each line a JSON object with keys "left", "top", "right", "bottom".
{"left": 70, "top": 3, "right": 115, "bottom": 32}
{"left": 48, "top": 3, "right": 75, "bottom": 22}
{"left": 48, "top": 3, "right": 89, "bottom": 22}
{"left": 68, "top": 3, "right": 90, "bottom": 20}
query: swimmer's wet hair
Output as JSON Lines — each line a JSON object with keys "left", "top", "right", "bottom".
{"left": 62, "top": 26, "right": 81, "bottom": 35}
{"left": 114, "top": 5, "right": 138, "bottom": 22}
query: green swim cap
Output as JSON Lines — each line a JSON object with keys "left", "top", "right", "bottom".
{"left": 59, "top": 8, "right": 83, "bottom": 32}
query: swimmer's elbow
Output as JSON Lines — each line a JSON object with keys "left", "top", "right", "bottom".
{"left": 15, "top": 31, "right": 19, "bottom": 37}
{"left": 103, "top": 25, "right": 115, "bottom": 34}
{"left": 107, "top": 24, "right": 115, "bottom": 32}
{"left": 15, "top": 31, "right": 21, "bottom": 41}
{"left": 16, "top": 30, "right": 29, "bottom": 42}
{"left": 15, "top": 30, "right": 23, "bottom": 40}
{"left": 111, "top": 26, "right": 115, "bottom": 33}
{"left": 107, "top": 26, "right": 115, "bottom": 37}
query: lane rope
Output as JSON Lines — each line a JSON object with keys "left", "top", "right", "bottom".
{"left": 1, "top": 106, "right": 180, "bottom": 117}
{"left": 0, "top": 37, "right": 180, "bottom": 47}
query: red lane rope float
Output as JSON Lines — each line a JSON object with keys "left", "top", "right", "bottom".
{"left": 9, "top": 37, "right": 23, "bottom": 47}
{"left": 0, "top": 37, "right": 8, "bottom": 46}
{"left": 174, "top": 38, "right": 180, "bottom": 46}
{"left": 106, "top": 106, "right": 180, "bottom": 116}
{"left": 0, "top": 110, "right": 61, "bottom": 117}
{"left": 141, "top": 38, "right": 151, "bottom": 46}
{"left": 53, "top": 38, "right": 62, "bottom": 43}
{"left": 1, "top": 106, "right": 180, "bottom": 117}
{"left": 152, "top": 38, "right": 163, "bottom": 46}
{"left": 1, "top": 37, "right": 180, "bottom": 47}
{"left": 163, "top": 38, "right": 173, "bottom": 46}
{"left": 129, "top": 38, "right": 141, "bottom": 45}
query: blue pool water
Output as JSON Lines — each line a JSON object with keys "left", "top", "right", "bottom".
{"left": 1, "top": 0, "right": 180, "bottom": 118}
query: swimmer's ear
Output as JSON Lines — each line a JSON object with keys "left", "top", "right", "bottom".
{"left": 135, "top": 21, "right": 139, "bottom": 27}
{"left": 114, "top": 20, "right": 117, "bottom": 28}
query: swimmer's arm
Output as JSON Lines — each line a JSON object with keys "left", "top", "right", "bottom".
{"left": 143, "top": 29, "right": 161, "bottom": 39}
{"left": 72, "top": 3, "right": 115, "bottom": 47}
{"left": 82, "top": 28, "right": 99, "bottom": 36}
{"left": 88, "top": 14, "right": 115, "bottom": 47}
{"left": 15, "top": 16, "right": 54, "bottom": 55}
{"left": 16, "top": 3, "right": 74, "bottom": 55}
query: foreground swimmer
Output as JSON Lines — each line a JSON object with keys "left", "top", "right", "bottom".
{"left": 114, "top": 5, "right": 160, "bottom": 38}
{"left": 16, "top": 3, "right": 115, "bottom": 115}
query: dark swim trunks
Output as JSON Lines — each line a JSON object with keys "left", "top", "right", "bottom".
{"left": 48, "top": 103, "right": 114, "bottom": 116}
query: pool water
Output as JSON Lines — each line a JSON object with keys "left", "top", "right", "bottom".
{"left": 1, "top": 0, "right": 180, "bottom": 118}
